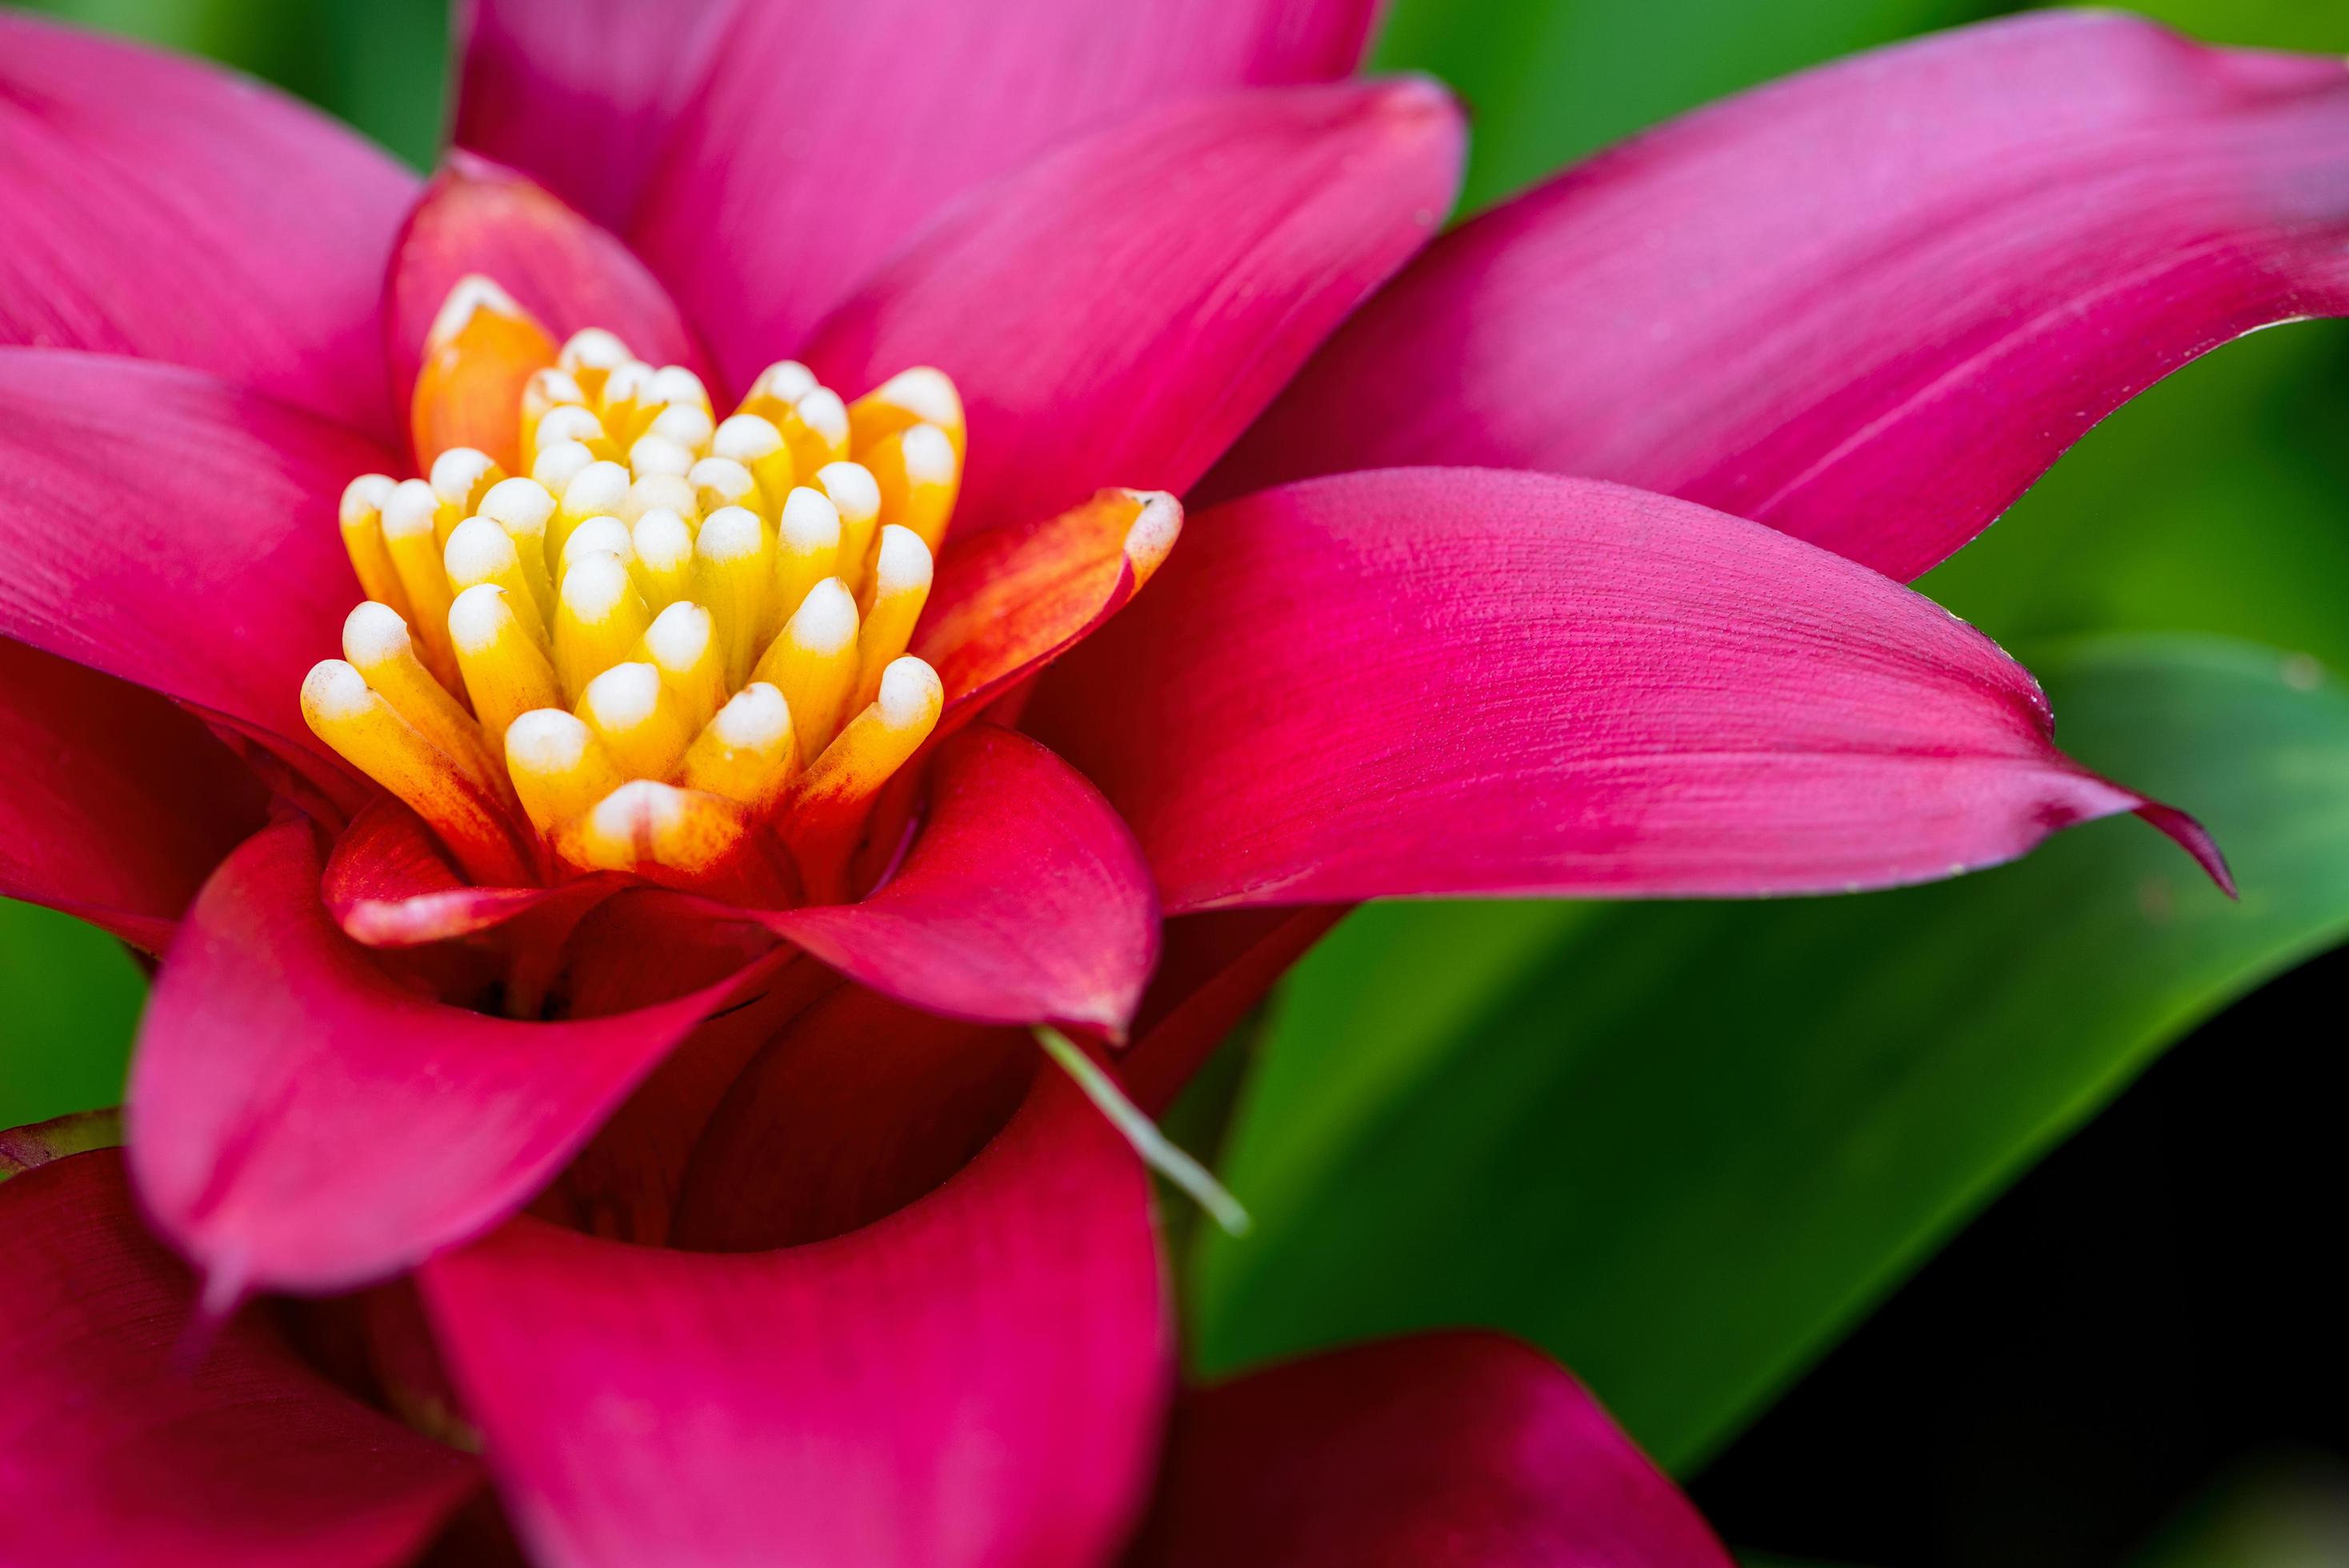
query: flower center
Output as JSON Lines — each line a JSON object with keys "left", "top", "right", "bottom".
{"left": 304, "top": 276, "right": 964, "bottom": 902}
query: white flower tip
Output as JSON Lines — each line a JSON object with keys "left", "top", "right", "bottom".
{"left": 874, "top": 524, "right": 934, "bottom": 591}
{"left": 695, "top": 506, "right": 764, "bottom": 562}
{"left": 429, "top": 274, "right": 528, "bottom": 349}
{"left": 814, "top": 462, "right": 879, "bottom": 522}
{"left": 790, "top": 578, "right": 858, "bottom": 653}
{"left": 379, "top": 478, "right": 440, "bottom": 540}
{"left": 479, "top": 476, "right": 556, "bottom": 531}
{"left": 876, "top": 657, "right": 943, "bottom": 728}
{"left": 340, "top": 601, "right": 411, "bottom": 665}
{"left": 778, "top": 487, "right": 843, "bottom": 550}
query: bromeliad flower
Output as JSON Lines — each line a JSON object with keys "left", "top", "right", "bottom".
{"left": 1, "top": 2, "right": 2343, "bottom": 1562}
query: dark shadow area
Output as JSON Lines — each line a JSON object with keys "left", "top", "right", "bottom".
{"left": 1694, "top": 943, "right": 2349, "bottom": 1566}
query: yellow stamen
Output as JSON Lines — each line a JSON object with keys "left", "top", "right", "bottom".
{"left": 866, "top": 422, "right": 961, "bottom": 553}
{"left": 520, "top": 366, "right": 586, "bottom": 461}
{"left": 785, "top": 657, "right": 944, "bottom": 899}
{"left": 450, "top": 583, "right": 561, "bottom": 747}
{"left": 310, "top": 283, "right": 978, "bottom": 900}
{"left": 339, "top": 474, "right": 409, "bottom": 619}
{"left": 680, "top": 682, "right": 798, "bottom": 812}
{"left": 444, "top": 516, "right": 547, "bottom": 650}
{"left": 555, "top": 778, "right": 748, "bottom": 882}
{"left": 380, "top": 479, "right": 463, "bottom": 690}
{"left": 532, "top": 438, "right": 597, "bottom": 496}
{"left": 558, "top": 327, "right": 632, "bottom": 403}
{"left": 649, "top": 402, "right": 715, "bottom": 457}
{"left": 576, "top": 662, "right": 694, "bottom": 782}
{"left": 558, "top": 515, "right": 635, "bottom": 578}
{"left": 638, "top": 601, "right": 728, "bottom": 731}
{"left": 852, "top": 525, "right": 933, "bottom": 713}
{"left": 774, "top": 487, "right": 842, "bottom": 626}
{"left": 630, "top": 510, "right": 697, "bottom": 610}
{"left": 429, "top": 446, "right": 504, "bottom": 542}
{"left": 342, "top": 602, "right": 502, "bottom": 793}
{"left": 554, "top": 552, "right": 653, "bottom": 706}
{"left": 694, "top": 506, "right": 774, "bottom": 690}
{"left": 628, "top": 432, "right": 696, "bottom": 481}
{"left": 688, "top": 455, "right": 758, "bottom": 518}
{"left": 815, "top": 462, "right": 883, "bottom": 603}
{"left": 778, "top": 387, "right": 851, "bottom": 480}
{"left": 737, "top": 361, "right": 817, "bottom": 424}
{"left": 504, "top": 707, "right": 626, "bottom": 840}
{"left": 302, "top": 658, "right": 529, "bottom": 885}
{"left": 712, "top": 413, "right": 793, "bottom": 511}
{"left": 626, "top": 473, "right": 699, "bottom": 525}
{"left": 477, "top": 476, "right": 558, "bottom": 620}
{"left": 849, "top": 366, "right": 966, "bottom": 462}
{"left": 754, "top": 577, "right": 860, "bottom": 763}
{"left": 554, "top": 460, "right": 632, "bottom": 566}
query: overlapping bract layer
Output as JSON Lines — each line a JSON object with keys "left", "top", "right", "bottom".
{"left": 308, "top": 281, "right": 967, "bottom": 902}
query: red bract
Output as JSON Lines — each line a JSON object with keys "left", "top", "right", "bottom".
{"left": 1, "top": 2, "right": 2339, "bottom": 1562}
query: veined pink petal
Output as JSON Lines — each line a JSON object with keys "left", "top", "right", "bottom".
{"left": 0, "top": 14, "right": 414, "bottom": 438}
{"left": 1215, "top": 13, "right": 2349, "bottom": 581}
{"left": 452, "top": 0, "right": 736, "bottom": 235}
{"left": 386, "top": 153, "right": 710, "bottom": 409}
{"left": 0, "top": 351, "right": 393, "bottom": 768}
{"left": 804, "top": 81, "right": 1462, "bottom": 538}
{"left": 128, "top": 821, "right": 788, "bottom": 1295}
{"left": 631, "top": 0, "right": 1383, "bottom": 386}
{"left": 418, "top": 1073, "right": 1169, "bottom": 1568}
{"left": 1030, "top": 468, "right": 2228, "bottom": 912}
{"left": 752, "top": 726, "right": 1159, "bottom": 1036}
{"left": 0, "top": 1151, "right": 479, "bottom": 1566}
{"left": 1129, "top": 1333, "right": 1733, "bottom": 1567}
{"left": 670, "top": 984, "right": 1032, "bottom": 1251}
{"left": 0, "top": 638, "right": 263, "bottom": 952}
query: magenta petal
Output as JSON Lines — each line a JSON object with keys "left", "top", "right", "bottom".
{"left": 322, "top": 797, "right": 621, "bottom": 947}
{"left": 1031, "top": 468, "right": 2225, "bottom": 913}
{"left": 805, "top": 80, "right": 1463, "bottom": 538}
{"left": 1130, "top": 1333, "right": 1732, "bottom": 1567}
{"left": 0, "top": 14, "right": 414, "bottom": 437}
{"left": 129, "top": 821, "right": 786, "bottom": 1295}
{"left": 0, "top": 350, "right": 394, "bottom": 764}
{"left": 635, "top": 0, "right": 1386, "bottom": 386}
{"left": 452, "top": 0, "right": 737, "bottom": 235}
{"left": 1216, "top": 13, "right": 2349, "bottom": 580}
{"left": 756, "top": 726, "right": 1160, "bottom": 1035}
{"left": 386, "top": 154, "right": 710, "bottom": 402}
{"left": 0, "top": 638, "right": 263, "bottom": 952}
{"left": 0, "top": 1151, "right": 479, "bottom": 1566}
{"left": 670, "top": 984, "right": 1032, "bottom": 1251}
{"left": 418, "top": 1073, "right": 1169, "bottom": 1568}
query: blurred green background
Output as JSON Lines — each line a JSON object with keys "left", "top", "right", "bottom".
{"left": 3, "top": 0, "right": 2345, "bottom": 1560}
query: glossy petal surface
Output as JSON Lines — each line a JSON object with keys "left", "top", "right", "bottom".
{"left": 420, "top": 1074, "right": 1168, "bottom": 1568}
{"left": 1032, "top": 469, "right": 2223, "bottom": 911}
{"left": 0, "top": 14, "right": 414, "bottom": 435}
{"left": 1218, "top": 14, "right": 2349, "bottom": 580}
{"left": 0, "top": 1151, "right": 478, "bottom": 1566}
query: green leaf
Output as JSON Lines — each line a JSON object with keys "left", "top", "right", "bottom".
{"left": 0, "top": 900, "right": 144, "bottom": 1133}
{"left": 1374, "top": 0, "right": 1996, "bottom": 214}
{"left": 1191, "top": 635, "right": 2349, "bottom": 1474}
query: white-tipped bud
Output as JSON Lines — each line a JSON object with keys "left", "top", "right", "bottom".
{"left": 714, "top": 414, "right": 784, "bottom": 465}
{"left": 650, "top": 402, "right": 716, "bottom": 454}
{"left": 535, "top": 404, "right": 608, "bottom": 450}
{"left": 561, "top": 460, "right": 633, "bottom": 522}
{"left": 814, "top": 461, "right": 878, "bottom": 522}
{"left": 875, "top": 656, "right": 944, "bottom": 728}
{"left": 626, "top": 473, "right": 698, "bottom": 523}
{"left": 380, "top": 478, "right": 440, "bottom": 542}
{"left": 340, "top": 601, "right": 412, "bottom": 667}
{"left": 341, "top": 473, "right": 396, "bottom": 526}
{"left": 532, "top": 439, "right": 597, "bottom": 494}
{"left": 444, "top": 514, "right": 523, "bottom": 590}
{"left": 558, "top": 327, "right": 631, "bottom": 375}
{"left": 650, "top": 364, "right": 710, "bottom": 410}
{"left": 778, "top": 487, "right": 842, "bottom": 552}
{"left": 794, "top": 386, "right": 849, "bottom": 446}
{"left": 871, "top": 523, "right": 933, "bottom": 595}
{"left": 302, "top": 658, "right": 375, "bottom": 723}
{"left": 430, "top": 446, "right": 499, "bottom": 509}
{"left": 750, "top": 361, "right": 818, "bottom": 405}
{"left": 629, "top": 433, "right": 695, "bottom": 479}
{"left": 479, "top": 476, "right": 557, "bottom": 532}
{"left": 560, "top": 515, "right": 635, "bottom": 575}
{"left": 427, "top": 274, "right": 526, "bottom": 350}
